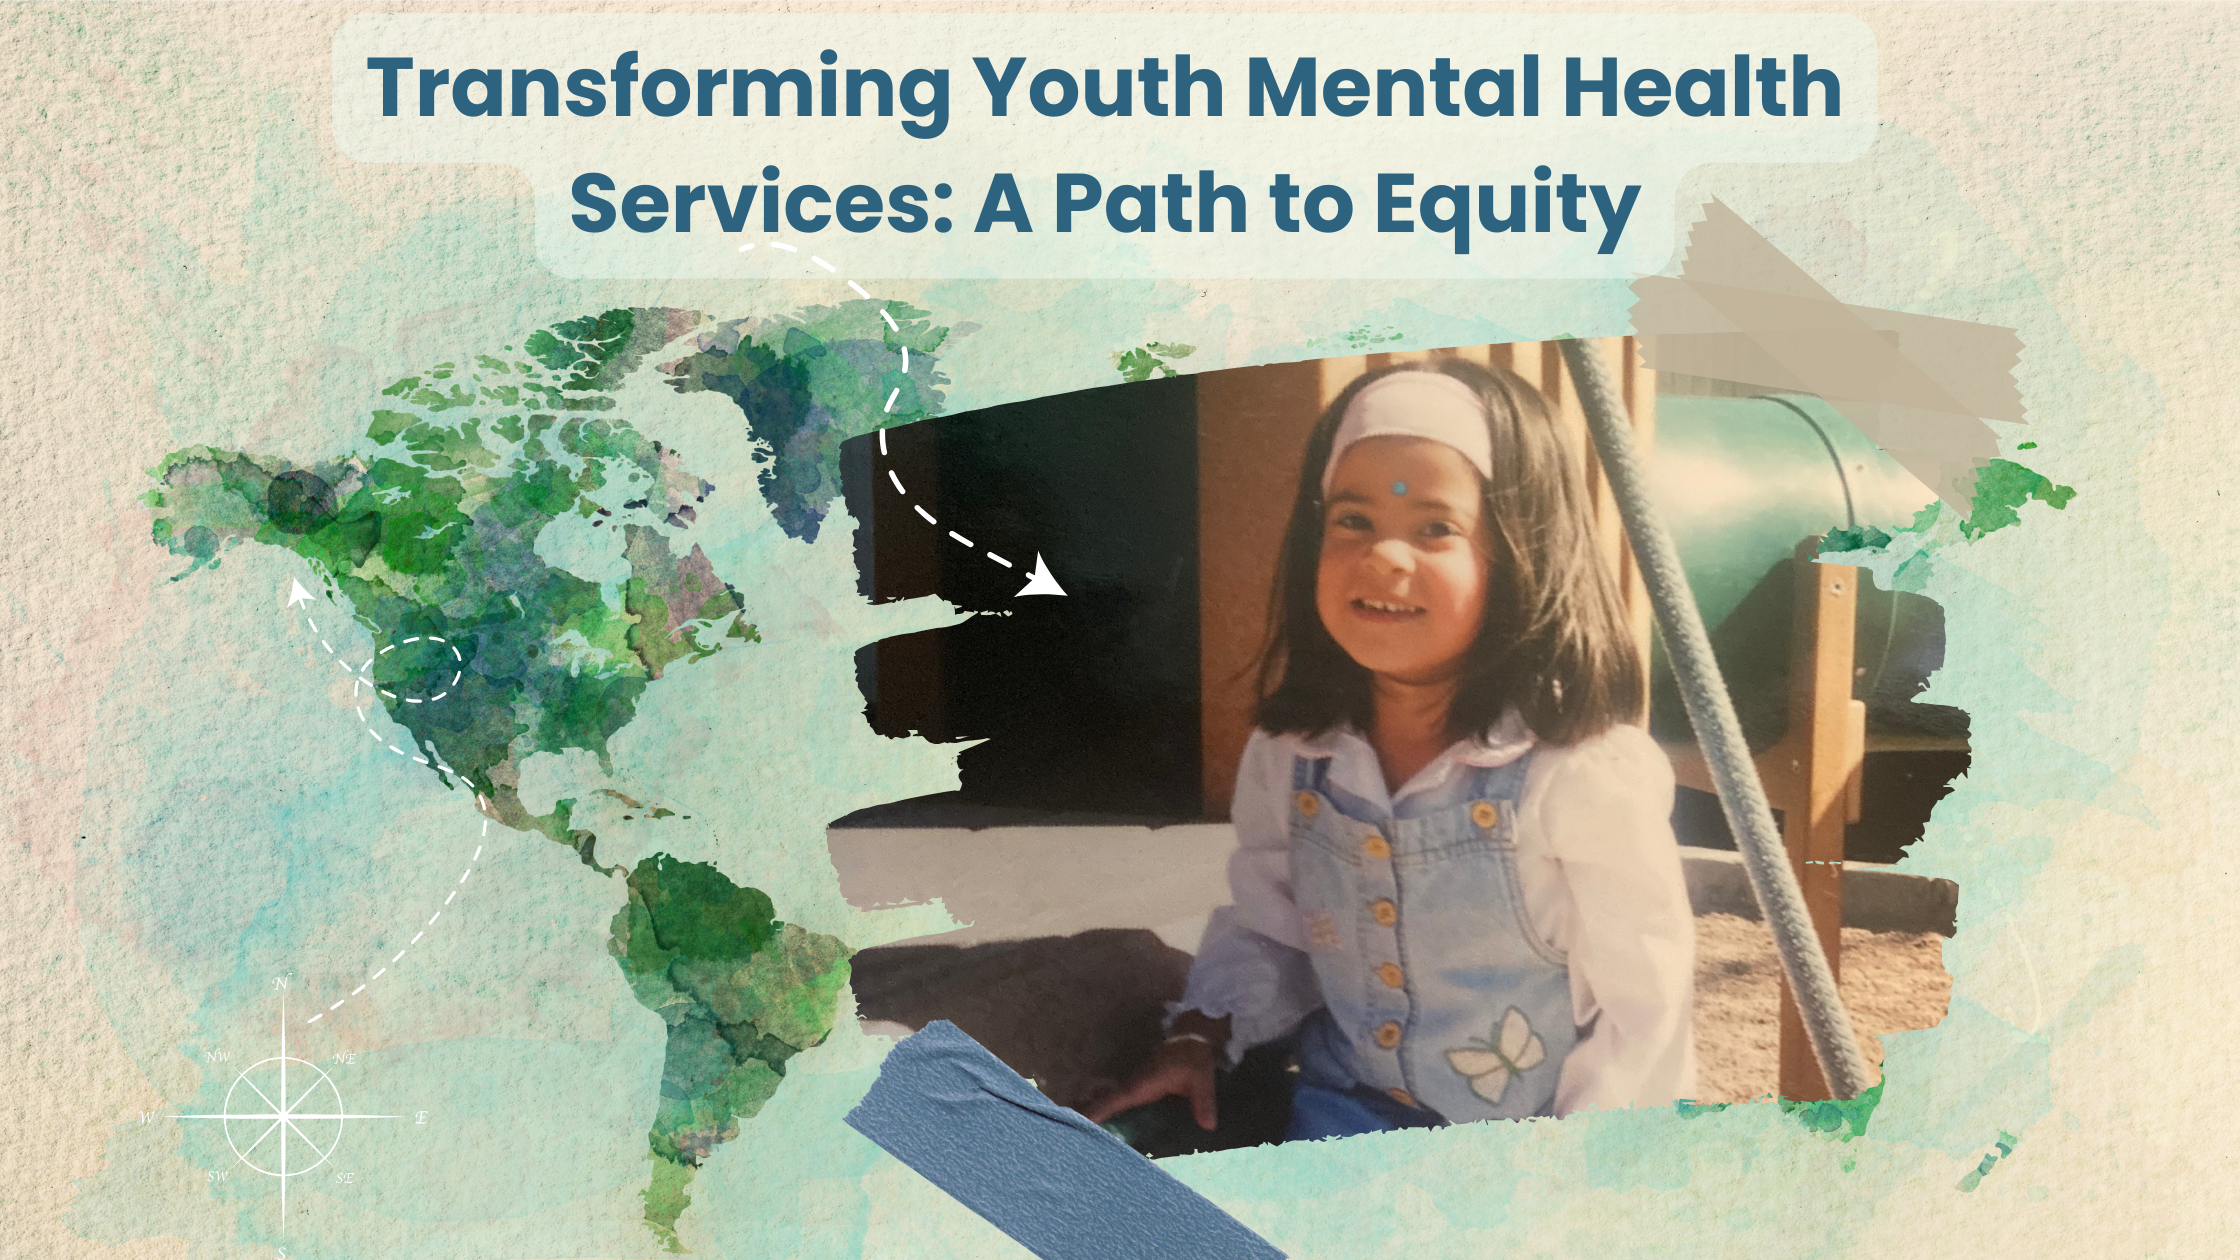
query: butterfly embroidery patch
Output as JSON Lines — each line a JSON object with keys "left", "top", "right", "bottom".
{"left": 1303, "top": 908, "right": 1342, "bottom": 950}
{"left": 1445, "top": 1007, "right": 1547, "bottom": 1105}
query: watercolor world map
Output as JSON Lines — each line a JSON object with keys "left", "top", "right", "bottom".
{"left": 137, "top": 303, "right": 946, "bottom": 1250}
{"left": 18, "top": 5, "right": 2233, "bottom": 1256}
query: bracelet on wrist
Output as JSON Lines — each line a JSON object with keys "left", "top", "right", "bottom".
{"left": 1163, "top": 1030, "right": 1216, "bottom": 1048}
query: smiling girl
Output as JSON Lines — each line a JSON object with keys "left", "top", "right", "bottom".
{"left": 1087, "top": 359, "right": 1696, "bottom": 1141}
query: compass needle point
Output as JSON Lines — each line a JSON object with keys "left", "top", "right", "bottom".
{"left": 178, "top": 993, "right": 409, "bottom": 1236}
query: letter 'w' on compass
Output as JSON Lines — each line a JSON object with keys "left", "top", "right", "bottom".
{"left": 175, "top": 991, "right": 399, "bottom": 1235}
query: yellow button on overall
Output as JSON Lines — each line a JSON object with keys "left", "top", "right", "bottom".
{"left": 1388, "top": 1088, "right": 1418, "bottom": 1108}
{"left": 1376, "top": 962, "right": 1406, "bottom": 989}
{"left": 1370, "top": 899, "right": 1398, "bottom": 927}
{"left": 1374, "top": 1021, "right": 1403, "bottom": 1049}
{"left": 1361, "top": 832, "right": 1391, "bottom": 860}
{"left": 1295, "top": 791, "right": 1320, "bottom": 817}
{"left": 1471, "top": 800, "right": 1499, "bottom": 829}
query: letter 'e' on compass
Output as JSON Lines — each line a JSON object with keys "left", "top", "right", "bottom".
{"left": 175, "top": 992, "right": 400, "bottom": 1235}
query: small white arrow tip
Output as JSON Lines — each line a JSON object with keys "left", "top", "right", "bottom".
{"left": 1016, "top": 553, "right": 1065, "bottom": 598}
{"left": 286, "top": 578, "right": 314, "bottom": 608}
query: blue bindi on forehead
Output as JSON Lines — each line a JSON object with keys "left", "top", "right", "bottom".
{"left": 1391, "top": 480, "right": 1408, "bottom": 496}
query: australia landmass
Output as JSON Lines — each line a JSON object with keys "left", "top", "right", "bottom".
{"left": 144, "top": 301, "right": 945, "bottom": 1248}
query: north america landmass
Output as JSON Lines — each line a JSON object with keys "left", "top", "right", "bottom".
{"left": 143, "top": 302, "right": 946, "bottom": 1250}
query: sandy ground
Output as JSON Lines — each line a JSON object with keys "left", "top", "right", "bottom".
{"left": 855, "top": 912, "right": 1955, "bottom": 1112}
{"left": 1690, "top": 912, "right": 1954, "bottom": 1103}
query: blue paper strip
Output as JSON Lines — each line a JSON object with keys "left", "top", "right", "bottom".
{"left": 845, "top": 1021, "right": 1286, "bottom": 1260}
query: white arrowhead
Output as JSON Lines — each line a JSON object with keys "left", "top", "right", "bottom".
{"left": 286, "top": 578, "right": 314, "bottom": 608}
{"left": 1015, "top": 553, "right": 1066, "bottom": 597}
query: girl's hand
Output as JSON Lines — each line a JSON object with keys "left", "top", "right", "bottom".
{"left": 1082, "top": 1012, "right": 1230, "bottom": 1130}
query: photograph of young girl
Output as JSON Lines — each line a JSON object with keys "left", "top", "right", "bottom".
{"left": 1081, "top": 360, "right": 1695, "bottom": 1140}
{"left": 831, "top": 341, "right": 1961, "bottom": 1156}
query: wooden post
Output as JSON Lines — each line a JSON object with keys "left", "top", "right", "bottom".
{"left": 1775, "top": 538, "right": 1858, "bottom": 1100}
{"left": 1195, "top": 361, "right": 1327, "bottom": 818}
{"left": 1656, "top": 540, "right": 1872, "bottom": 1098}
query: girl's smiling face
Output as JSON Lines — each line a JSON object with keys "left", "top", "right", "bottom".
{"left": 1315, "top": 436, "right": 1492, "bottom": 685}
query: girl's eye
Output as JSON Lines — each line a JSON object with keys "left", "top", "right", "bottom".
{"left": 1421, "top": 521, "right": 1458, "bottom": 539}
{"left": 1333, "top": 512, "right": 1373, "bottom": 532}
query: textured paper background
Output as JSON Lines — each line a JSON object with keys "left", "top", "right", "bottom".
{"left": 3, "top": 3, "right": 2234, "bottom": 1257}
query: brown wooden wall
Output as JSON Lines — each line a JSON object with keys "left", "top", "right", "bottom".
{"left": 1195, "top": 340, "right": 1658, "bottom": 818}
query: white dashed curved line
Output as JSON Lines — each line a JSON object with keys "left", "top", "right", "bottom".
{"left": 742, "top": 249, "right": 996, "bottom": 570}
{"left": 305, "top": 813, "right": 488, "bottom": 1026}
{"left": 290, "top": 598, "right": 486, "bottom": 1022}
{"left": 297, "top": 239, "right": 1042, "bottom": 1024}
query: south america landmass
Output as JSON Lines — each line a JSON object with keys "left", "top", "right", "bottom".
{"left": 143, "top": 301, "right": 946, "bottom": 1248}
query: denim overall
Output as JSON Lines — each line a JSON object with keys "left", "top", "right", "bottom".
{"left": 1283, "top": 752, "right": 1577, "bottom": 1138}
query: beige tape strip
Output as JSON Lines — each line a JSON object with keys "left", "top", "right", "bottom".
{"left": 1633, "top": 200, "right": 2021, "bottom": 508}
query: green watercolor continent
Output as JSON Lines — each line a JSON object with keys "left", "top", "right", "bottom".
{"left": 1822, "top": 462, "right": 2075, "bottom": 597}
{"left": 142, "top": 300, "right": 948, "bottom": 870}
{"left": 666, "top": 301, "right": 949, "bottom": 542}
{"left": 1112, "top": 341, "right": 1195, "bottom": 382}
{"left": 1825, "top": 459, "right": 2076, "bottom": 554}
{"left": 143, "top": 307, "right": 754, "bottom": 868}
{"left": 610, "top": 854, "right": 852, "bottom": 1251}
{"left": 1959, "top": 458, "right": 2077, "bottom": 539}
{"left": 139, "top": 301, "right": 935, "bottom": 1249}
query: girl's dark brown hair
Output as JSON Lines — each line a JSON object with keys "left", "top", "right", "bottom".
{"left": 1253, "top": 357, "right": 1644, "bottom": 748}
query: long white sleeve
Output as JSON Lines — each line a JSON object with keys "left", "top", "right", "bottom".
{"left": 1530, "top": 726, "right": 1699, "bottom": 1114}
{"left": 1173, "top": 730, "right": 1323, "bottom": 1065}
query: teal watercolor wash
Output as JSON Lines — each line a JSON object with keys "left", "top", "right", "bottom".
{"left": 1955, "top": 1132, "right": 2020, "bottom": 1191}
{"left": 126, "top": 301, "right": 950, "bottom": 1251}
{"left": 1309, "top": 323, "right": 1410, "bottom": 350}
{"left": 1819, "top": 525, "right": 1895, "bottom": 554}
{"left": 1779, "top": 1082, "right": 1885, "bottom": 1141}
{"left": 57, "top": 79, "right": 2169, "bottom": 1260}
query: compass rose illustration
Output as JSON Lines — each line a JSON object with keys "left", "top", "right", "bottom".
{"left": 177, "top": 991, "right": 399, "bottom": 1233}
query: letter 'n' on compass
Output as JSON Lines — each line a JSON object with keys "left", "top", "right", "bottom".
{"left": 175, "top": 990, "right": 400, "bottom": 1236}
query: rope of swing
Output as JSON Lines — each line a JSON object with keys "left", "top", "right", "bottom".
{"left": 1557, "top": 337, "right": 1874, "bottom": 1101}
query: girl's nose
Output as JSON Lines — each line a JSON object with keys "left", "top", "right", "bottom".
{"left": 1367, "top": 538, "right": 1414, "bottom": 574}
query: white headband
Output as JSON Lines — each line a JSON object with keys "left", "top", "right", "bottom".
{"left": 1319, "top": 371, "right": 1493, "bottom": 498}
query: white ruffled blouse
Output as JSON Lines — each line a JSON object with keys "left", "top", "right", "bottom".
{"left": 1177, "top": 711, "right": 1699, "bottom": 1116}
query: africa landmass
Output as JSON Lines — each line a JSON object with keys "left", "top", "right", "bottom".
{"left": 143, "top": 301, "right": 946, "bottom": 1248}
